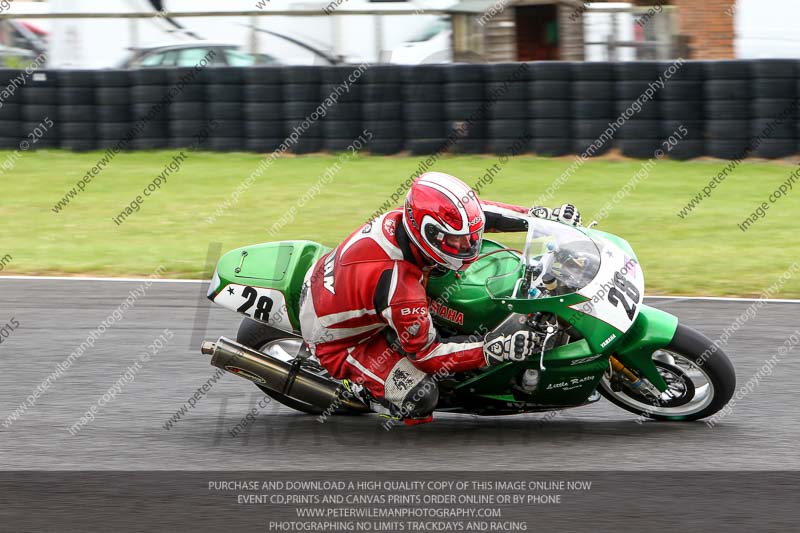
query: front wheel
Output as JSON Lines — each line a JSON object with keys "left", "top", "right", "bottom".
{"left": 599, "top": 324, "right": 736, "bottom": 421}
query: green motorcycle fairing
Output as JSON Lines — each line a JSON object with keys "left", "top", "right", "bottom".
{"left": 207, "top": 222, "right": 678, "bottom": 411}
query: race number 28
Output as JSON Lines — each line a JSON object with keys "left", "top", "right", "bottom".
{"left": 236, "top": 286, "right": 274, "bottom": 321}
{"left": 607, "top": 271, "right": 640, "bottom": 320}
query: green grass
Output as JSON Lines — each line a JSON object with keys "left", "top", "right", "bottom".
{"left": 2, "top": 149, "right": 799, "bottom": 297}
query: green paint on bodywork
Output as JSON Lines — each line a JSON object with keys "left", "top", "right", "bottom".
{"left": 209, "top": 240, "right": 330, "bottom": 331}
{"left": 613, "top": 304, "right": 678, "bottom": 392}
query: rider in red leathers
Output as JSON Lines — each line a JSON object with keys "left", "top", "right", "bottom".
{"left": 298, "top": 172, "right": 581, "bottom": 421}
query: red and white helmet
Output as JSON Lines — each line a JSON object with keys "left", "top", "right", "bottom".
{"left": 402, "top": 172, "right": 485, "bottom": 271}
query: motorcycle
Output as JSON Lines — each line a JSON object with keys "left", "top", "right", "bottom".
{"left": 201, "top": 217, "right": 735, "bottom": 422}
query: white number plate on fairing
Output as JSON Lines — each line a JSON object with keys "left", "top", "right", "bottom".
{"left": 568, "top": 241, "right": 644, "bottom": 333}
{"left": 214, "top": 284, "right": 293, "bottom": 332}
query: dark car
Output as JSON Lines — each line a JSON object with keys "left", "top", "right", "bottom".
{"left": 119, "top": 42, "right": 278, "bottom": 68}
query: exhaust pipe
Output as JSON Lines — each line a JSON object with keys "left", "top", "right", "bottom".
{"left": 200, "top": 337, "right": 370, "bottom": 413}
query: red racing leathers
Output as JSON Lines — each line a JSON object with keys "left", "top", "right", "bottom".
{"left": 298, "top": 201, "right": 529, "bottom": 407}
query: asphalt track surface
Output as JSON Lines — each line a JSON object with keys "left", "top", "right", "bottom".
{"left": 1, "top": 278, "right": 798, "bottom": 471}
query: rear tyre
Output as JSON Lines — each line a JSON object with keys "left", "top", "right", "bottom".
{"left": 236, "top": 318, "right": 363, "bottom": 416}
{"left": 599, "top": 324, "right": 736, "bottom": 421}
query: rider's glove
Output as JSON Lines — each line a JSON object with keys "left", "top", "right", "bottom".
{"left": 484, "top": 330, "right": 537, "bottom": 365}
{"left": 529, "top": 204, "right": 582, "bottom": 227}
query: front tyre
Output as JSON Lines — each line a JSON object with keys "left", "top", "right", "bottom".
{"left": 600, "top": 324, "right": 736, "bottom": 421}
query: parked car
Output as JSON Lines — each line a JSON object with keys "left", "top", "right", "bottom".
{"left": 119, "top": 42, "right": 278, "bottom": 68}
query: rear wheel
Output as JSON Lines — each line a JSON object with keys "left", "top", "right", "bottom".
{"left": 599, "top": 324, "right": 736, "bottom": 421}
{"left": 236, "top": 318, "right": 364, "bottom": 416}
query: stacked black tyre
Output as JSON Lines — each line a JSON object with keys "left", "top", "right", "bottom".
{"left": 283, "top": 66, "right": 322, "bottom": 154}
{"left": 129, "top": 69, "right": 170, "bottom": 150}
{"left": 403, "top": 65, "right": 446, "bottom": 155}
{"left": 528, "top": 62, "right": 572, "bottom": 156}
{"left": 659, "top": 61, "right": 706, "bottom": 159}
{"left": 58, "top": 70, "right": 97, "bottom": 151}
{"left": 168, "top": 66, "right": 209, "bottom": 149}
{"left": 750, "top": 59, "right": 797, "bottom": 159}
{"left": 205, "top": 67, "right": 245, "bottom": 152}
{"left": 0, "top": 70, "right": 24, "bottom": 149}
{"left": 320, "top": 66, "right": 363, "bottom": 152}
{"left": 616, "top": 62, "right": 663, "bottom": 158}
{"left": 95, "top": 70, "right": 131, "bottom": 151}
{"left": 486, "top": 62, "right": 533, "bottom": 155}
{"left": 705, "top": 61, "right": 752, "bottom": 160}
{"left": 244, "top": 66, "right": 283, "bottom": 153}
{"left": 361, "top": 65, "right": 404, "bottom": 155}
{"left": 21, "top": 69, "right": 59, "bottom": 149}
{"left": 443, "top": 64, "right": 487, "bottom": 155}
{"left": 571, "top": 62, "right": 615, "bottom": 157}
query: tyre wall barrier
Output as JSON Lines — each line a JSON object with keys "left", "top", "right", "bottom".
{"left": 1, "top": 60, "right": 798, "bottom": 160}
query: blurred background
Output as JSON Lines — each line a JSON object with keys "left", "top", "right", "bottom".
{"left": 1, "top": 0, "right": 797, "bottom": 68}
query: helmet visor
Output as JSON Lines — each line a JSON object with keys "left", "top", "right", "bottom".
{"left": 424, "top": 224, "right": 483, "bottom": 260}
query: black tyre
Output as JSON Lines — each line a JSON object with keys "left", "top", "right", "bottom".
{"left": 753, "top": 98, "right": 798, "bottom": 118}
{"left": 444, "top": 82, "right": 483, "bottom": 101}
{"left": 665, "top": 139, "right": 706, "bottom": 160}
{"left": 442, "top": 64, "right": 486, "bottom": 82}
{"left": 206, "top": 83, "right": 243, "bottom": 102}
{"left": 530, "top": 119, "right": 570, "bottom": 138}
{"left": 22, "top": 104, "right": 58, "bottom": 121}
{"left": 531, "top": 137, "right": 572, "bottom": 156}
{"left": 283, "top": 83, "right": 320, "bottom": 101}
{"left": 529, "top": 100, "right": 570, "bottom": 119}
{"left": 207, "top": 102, "right": 243, "bottom": 120}
{"left": 244, "top": 84, "right": 283, "bottom": 102}
{"left": 704, "top": 60, "right": 751, "bottom": 79}
{"left": 245, "top": 120, "right": 284, "bottom": 138}
{"left": 407, "top": 120, "right": 446, "bottom": 138}
{"left": 245, "top": 137, "right": 284, "bottom": 153}
{"left": 571, "top": 61, "right": 615, "bottom": 81}
{"left": 59, "top": 88, "right": 95, "bottom": 105}
{"left": 572, "top": 100, "right": 615, "bottom": 119}
{"left": 362, "top": 101, "right": 402, "bottom": 120}
{"left": 405, "top": 102, "right": 444, "bottom": 121}
{"left": 488, "top": 119, "right": 529, "bottom": 138}
{"left": 402, "top": 83, "right": 444, "bottom": 102}
{"left": 59, "top": 122, "right": 96, "bottom": 139}
{"left": 618, "top": 139, "right": 662, "bottom": 158}
{"left": 529, "top": 81, "right": 570, "bottom": 99}
{"left": 707, "top": 120, "right": 751, "bottom": 139}
{"left": 660, "top": 100, "right": 704, "bottom": 120}
{"left": 367, "top": 139, "right": 405, "bottom": 155}
{"left": 362, "top": 84, "right": 402, "bottom": 102}
{"left": 489, "top": 100, "right": 530, "bottom": 120}
{"left": 752, "top": 139, "right": 797, "bottom": 159}
{"left": 131, "top": 85, "right": 168, "bottom": 103}
{"left": 485, "top": 81, "right": 528, "bottom": 100}
{"left": 751, "top": 79, "right": 795, "bottom": 99}
{"left": 707, "top": 139, "right": 749, "bottom": 160}
{"left": 208, "top": 137, "right": 245, "bottom": 152}
{"left": 130, "top": 69, "right": 167, "bottom": 85}
{"left": 705, "top": 80, "right": 750, "bottom": 100}
{"left": 572, "top": 81, "right": 614, "bottom": 100}
{"left": 95, "top": 70, "right": 131, "bottom": 87}
{"left": 244, "top": 102, "right": 282, "bottom": 120}
{"left": 408, "top": 138, "right": 447, "bottom": 155}
{"left": 599, "top": 324, "right": 736, "bottom": 421}
{"left": 660, "top": 81, "right": 703, "bottom": 100}
{"left": 451, "top": 138, "right": 488, "bottom": 154}
{"left": 281, "top": 66, "right": 320, "bottom": 84}
{"left": 96, "top": 87, "right": 130, "bottom": 105}
{"left": 97, "top": 105, "right": 131, "bottom": 122}
{"left": 617, "top": 120, "right": 660, "bottom": 139}
{"left": 706, "top": 100, "right": 750, "bottom": 119}
{"left": 22, "top": 87, "right": 57, "bottom": 104}
{"left": 361, "top": 65, "right": 403, "bottom": 84}
{"left": 207, "top": 67, "right": 244, "bottom": 84}
{"left": 237, "top": 318, "right": 363, "bottom": 415}
{"left": 244, "top": 67, "right": 282, "bottom": 84}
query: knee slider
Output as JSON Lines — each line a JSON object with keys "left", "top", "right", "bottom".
{"left": 401, "top": 375, "right": 439, "bottom": 418}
